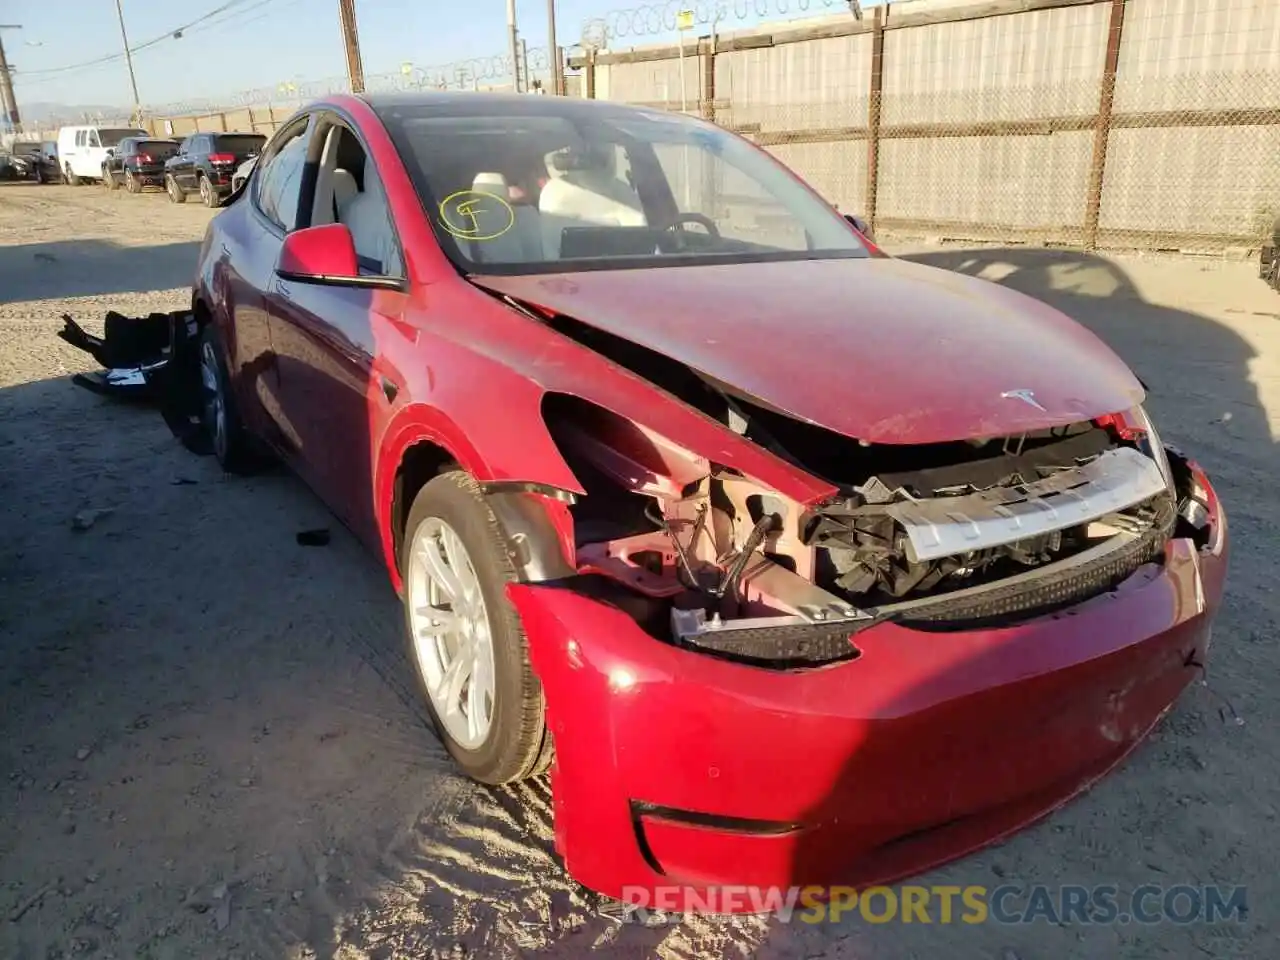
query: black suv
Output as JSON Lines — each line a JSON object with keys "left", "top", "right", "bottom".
{"left": 9, "top": 141, "right": 59, "bottom": 184}
{"left": 102, "top": 136, "right": 180, "bottom": 193}
{"left": 163, "top": 131, "right": 266, "bottom": 207}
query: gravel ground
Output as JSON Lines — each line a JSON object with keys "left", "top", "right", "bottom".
{"left": 0, "top": 182, "right": 1276, "bottom": 960}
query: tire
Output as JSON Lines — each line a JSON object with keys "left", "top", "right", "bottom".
{"left": 198, "top": 323, "right": 256, "bottom": 473}
{"left": 103, "top": 167, "right": 118, "bottom": 190}
{"left": 401, "top": 471, "right": 554, "bottom": 784}
{"left": 166, "top": 174, "right": 186, "bottom": 204}
{"left": 64, "top": 164, "right": 80, "bottom": 187}
{"left": 199, "top": 174, "right": 219, "bottom": 208}
{"left": 125, "top": 169, "right": 140, "bottom": 194}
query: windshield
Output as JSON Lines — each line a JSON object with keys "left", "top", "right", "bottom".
{"left": 376, "top": 101, "right": 866, "bottom": 274}
{"left": 99, "top": 128, "right": 146, "bottom": 148}
{"left": 215, "top": 134, "right": 266, "bottom": 155}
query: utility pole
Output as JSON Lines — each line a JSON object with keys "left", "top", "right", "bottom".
{"left": 112, "top": 0, "right": 142, "bottom": 124}
{"left": 337, "top": 0, "right": 365, "bottom": 93}
{"left": 507, "top": 0, "right": 521, "bottom": 93}
{"left": 0, "top": 24, "right": 23, "bottom": 132}
{"left": 545, "top": 0, "right": 560, "bottom": 95}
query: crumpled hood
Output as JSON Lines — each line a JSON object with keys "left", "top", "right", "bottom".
{"left": 471, "top": 257, "right": 1144, "bottom": 445}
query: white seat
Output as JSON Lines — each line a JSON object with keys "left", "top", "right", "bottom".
{"left": 336, "top": 164, "right": 395, "bottom": 274}
{"left": 538, "top": 152, "right": 646, "bottom": 259}
{"left": 467, "top": 172, "right": 543, "bottom": 264}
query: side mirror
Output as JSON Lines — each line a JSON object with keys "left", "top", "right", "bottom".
{"left": 275, "top": 224, "right": 404, "bottom": 291}
{"left": 844, "top": 213, "right": 873, "bottom": 241}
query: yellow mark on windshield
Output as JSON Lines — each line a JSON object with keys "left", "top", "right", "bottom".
{"left": 438, "top": 189, "right": 515, "bottom": 242}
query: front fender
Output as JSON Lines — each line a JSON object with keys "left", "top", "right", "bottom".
{"left": 373, "top": 396, "right": 583, "bottom": 589}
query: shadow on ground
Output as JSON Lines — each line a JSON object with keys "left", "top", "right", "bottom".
{"left": 0, "top": 239, "right": 201, "bottom": 304}
{"left": 1, "top": 246, "right": 1272, "bottom": 960}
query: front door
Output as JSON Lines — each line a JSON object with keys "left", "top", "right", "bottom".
{"left": 265, "top": 119, "right": 408, "bottom": 548}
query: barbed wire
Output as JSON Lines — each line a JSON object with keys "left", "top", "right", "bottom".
{"left": 581, "top": 0, "right": 853, "bottom": 45}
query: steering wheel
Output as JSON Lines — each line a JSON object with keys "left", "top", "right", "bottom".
{"left": 667, "top": 212, "right": 721, "bottom": 238}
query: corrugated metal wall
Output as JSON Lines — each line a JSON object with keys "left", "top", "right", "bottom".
{"left": 590, "top": 0, "right": 1280, "bottom": 248}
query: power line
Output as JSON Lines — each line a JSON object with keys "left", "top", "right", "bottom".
{"left": 15, "top": 0, "right": 274, "bottom": 80}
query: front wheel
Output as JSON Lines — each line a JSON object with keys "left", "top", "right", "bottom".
{"left": 166, "top": 174, "right": 186, "bottom": 204}
{"left": 103, "top": 167, "right": 118, "bottom": 190}
{"left": 401, "top": 472, "right": 554, "bottom": 784}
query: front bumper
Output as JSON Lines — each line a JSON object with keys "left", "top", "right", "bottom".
{"left": 508, "top": 462, "right": 1228, "bottom": 911}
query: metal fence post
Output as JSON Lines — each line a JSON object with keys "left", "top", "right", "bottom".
{"left": 865, "top": 6, "right": 885, "bottom": 230}
{"left": 1085, "top": 0, "right": 1128, "bottom": 249}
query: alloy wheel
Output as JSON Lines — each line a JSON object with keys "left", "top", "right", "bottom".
{"left": 199, "top": 339, "right": 227, "bottom": 461}
{"left": 406, "top": 517, "right": 497, "bottom": 749}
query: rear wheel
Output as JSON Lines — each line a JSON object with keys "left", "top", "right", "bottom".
{"left": 402, "top": 472, "right": 554, "bottom": 784}
{"left": 64, "top": 164, "right": 80, "bottom": 186}
{"left": 166, "top": 174, "right": 186, "bottom": 204}
{"left": 198, "top": 323, "right": 255, "bottom": 473}
{"left": 198, "top": 175, "right": 218, "bottom": 208}
{"left": 125, "top": 169, "right": 140, "bottom": 194}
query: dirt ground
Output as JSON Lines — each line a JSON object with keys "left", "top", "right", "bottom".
{"left": 0, "top": 181, "right": 1275, "bottom": 960}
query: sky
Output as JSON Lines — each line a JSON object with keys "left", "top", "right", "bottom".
{"left": 6, "top": 0, "right": 876, "bottom": 114}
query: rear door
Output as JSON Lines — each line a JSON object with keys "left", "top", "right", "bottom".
{"left": 167, "top": 137, "right": 196, "bottom": 190}
{"left": 226, "top": 116, "right": 316, "bottom": 455}
{"left": 181, "top": 136, "right": 207, "bottom": 190}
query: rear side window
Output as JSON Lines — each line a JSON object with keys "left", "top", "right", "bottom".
{"left": 255, "top": 124, "right": 311, "bottom": 231}
{"left": 214, "top": 134, "right": 267, "bottom": 156}
{"left": 75, "top": 131, "right": 86, "bottom": 147}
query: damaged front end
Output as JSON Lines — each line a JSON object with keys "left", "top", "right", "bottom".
{"left": 539, "top": 387, "right": 1202, "bottom": 669}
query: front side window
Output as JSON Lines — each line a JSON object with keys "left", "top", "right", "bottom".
{"left": 374, "top": 102, "right": 866, "bottom": 274}
{"left": 87, "top": 130, "right": 100, "bottom": 148}
{"left": 254, "top": 123, "right": 311, "bottom": 232}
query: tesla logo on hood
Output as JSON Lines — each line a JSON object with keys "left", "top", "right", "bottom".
{"left": 1001, "top": 388, "right": 1046, "bottom": 411}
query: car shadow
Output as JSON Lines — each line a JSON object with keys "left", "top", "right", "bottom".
{"left": 0, "top": 239, "right": 201, "bottom": 304}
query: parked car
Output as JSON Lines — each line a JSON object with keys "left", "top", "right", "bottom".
{"left": 189, "top": 92, "right": 1227, "bottom": 910}
{"left": 164, "top": 131, "right": 266, "bottom": 207}
{"left": 56, "top": 124, "right": 147, "bottom": 185}
{"left": 8, "top": 140, "right": 60, "bottom": 183}
{"left": 231, "top": 154, "right": 257, "bottom": 194}
{"left": 102, "top": 136, "right": 180, "bottom": 193}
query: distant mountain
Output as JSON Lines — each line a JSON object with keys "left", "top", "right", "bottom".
{"left": 16, "top": 101, "right": 131, "bottom": 127}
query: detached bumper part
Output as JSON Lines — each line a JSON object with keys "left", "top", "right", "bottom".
{"left": 510, "top": 462, "right": 1226, "bottom": 909}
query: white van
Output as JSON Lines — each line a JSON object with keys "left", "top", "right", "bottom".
{"left": 56, "top": 125, "right": 148, "bottom": 185}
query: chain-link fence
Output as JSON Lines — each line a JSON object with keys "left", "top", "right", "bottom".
{"left": 575, "top": 0, "right": 1280, "bottom": 253}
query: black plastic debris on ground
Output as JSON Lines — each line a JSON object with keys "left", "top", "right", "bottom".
{"left": 296, "top": 529, "right": 331, "bottom": 547}
{"left": 58, "top": 310, "right": 213, "bottom": 457}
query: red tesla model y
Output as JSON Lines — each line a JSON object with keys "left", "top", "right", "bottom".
{"left": 189, "top": 92, "right": 1228, "bottom": 909}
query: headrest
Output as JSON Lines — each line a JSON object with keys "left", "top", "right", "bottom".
{"left": 332, "top": 169, "right": 358, "bottom": 210}
{"left": 472, "top": 171, "right": 509, "bottom": 194}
